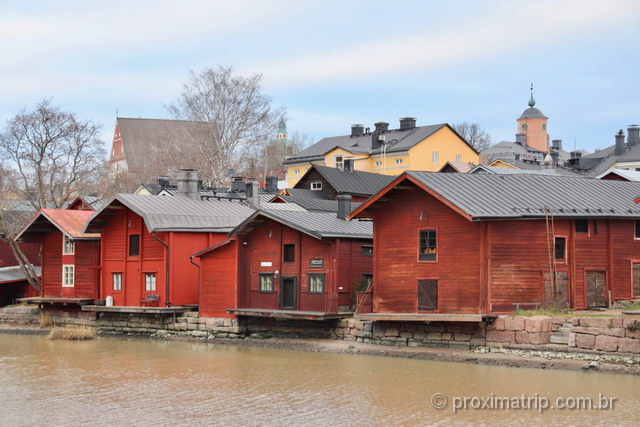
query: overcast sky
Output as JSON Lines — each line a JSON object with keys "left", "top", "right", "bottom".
{"left": 1, "top": 0, "right": 639, "bottom": 153}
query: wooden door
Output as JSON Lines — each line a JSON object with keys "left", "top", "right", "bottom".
{"left": 124, "top": 262, "right": 141, "bottom": 306}
{"left": 280, "top": 277, "right": 297, "bottom": 309}
{"left": 586, "top": 271, "right": 607, "bottom": 308}
{"left": 418, "top": 279, "right": 438, "bottom": 311}
{"left": 544, "top": 271, "right": 569, "bottom": 310}
{"left": 633, "top": 263, "right": 640, "bottom": 298}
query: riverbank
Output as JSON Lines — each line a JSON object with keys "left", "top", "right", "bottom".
{"left": 2, "top": 324, "right": 639, "bottom": 376}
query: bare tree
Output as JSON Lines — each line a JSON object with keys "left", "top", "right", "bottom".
{"left": 452, "top": 122, "right": 493, "bottom": 152}
{"left": 0, "top": 99, "right": 106, "bottom": 209}
{"left": 166, "top": 66, "right": 284, "bottom": 185}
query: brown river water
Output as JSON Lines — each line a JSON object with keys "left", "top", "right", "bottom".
{"left": 0, "top": 334, "right": 638, "bottom": 426}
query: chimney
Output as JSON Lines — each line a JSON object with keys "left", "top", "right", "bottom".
{"left": 515, "top": 133, "right": 526, "bottom": 146}
{"left": 570, "top": 150, "right": 582, "bottom": 160}
{"left": 351, "top": 124, "right": 364, "bottom": 137}
{"left": 231, "top": 177, "right": 247, "bottom": 193}
{"left": 615, "top": 129, "right": 626, "bottom": 156}
{"left": 550, "top": 147, "right": 559, "bottom": 165}
{"left": 176, "top": 168, "right": 199, "bottom": 201}
{"left": 628, "top": 125, "right": 640, "bottom": 147}
{"left": 551, "top": 139, "right": 563, "bottom": 151}
{"left": 374, "top": 122, "right": 389, "bottom": 133}
{"left": 399, "top": 117, "right": 416, "bottom": 130}
{"left": 246, "top": 181, "right": 260, "bottom": 207}
{"left": 337, "top": 195, "right": 352, "bottom": 220}
{"left": 157, "top": 175, "right": 170, "bottom": 188}
{"left": 265, "top": 176, "right": 278, "bottom": 193}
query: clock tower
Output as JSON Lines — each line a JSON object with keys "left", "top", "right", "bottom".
{"left": 516, "top": 85, "right": 549, "bottom": 152}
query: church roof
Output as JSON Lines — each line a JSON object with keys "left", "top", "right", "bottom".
{"left": 519, "top": 107, "right": 548, "bottom": 120}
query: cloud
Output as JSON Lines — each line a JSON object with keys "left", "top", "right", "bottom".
{"left": 253, "top": 0, "right": 640, "bottom": 86}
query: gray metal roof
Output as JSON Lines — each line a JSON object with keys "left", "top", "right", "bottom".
{"left": 470, "top": 165, "right": 559, "bottom": 175}
{"left": 232, "top": 208, "right": 372, "bottom": 239}
{"left": 0, "top": 266, "right": 41, "bottom": 284}
{"left": 284, "top": 123, "right": 466, "bottom": 164}
{"left": 85, "top": 194, "right": 258, "bottom": 233}
{"left": 596, "top": 169, "right": 640, "bottom": 181}
{"left": 481, "top": 141, "right": 572, "bottom": 164}
{"left": 277, "top": 195, "right": 362, "bottom": 212}
{"left": 404, "top": 171, "right": 640, "bottom": 219}
{"left": 297, "top": 165, "right": 397, "bottom": 196}
{"left": 519, "top": 107, "right": 548, "bottom": 119}
{"left": 283, "top": 188, "right": 330, "bottom": 199}
{"left": 159, "top": 187, "right": 277, "bottom": 203}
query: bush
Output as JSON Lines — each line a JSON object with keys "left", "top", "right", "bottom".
{"left": 47, "top": 326, "right": 95, "bottom": 340}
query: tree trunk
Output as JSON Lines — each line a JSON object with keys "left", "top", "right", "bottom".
{"left": 5, "top": 238, "right": 41, "bottom": 293}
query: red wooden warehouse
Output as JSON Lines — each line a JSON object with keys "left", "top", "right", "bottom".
{"left": 84, "top": 173, "right": 255, "bottom": 307}
{"left": 193, "top": 197, "right": 373, "bottom": 319}
{"left": 16, "top": 209, "right": 100, "bottom": 301}
{"left": 349, "top": 172, "right": 640, "bottom": 318}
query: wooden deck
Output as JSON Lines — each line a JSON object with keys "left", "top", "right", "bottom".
{"left": 81, "top": 305, "right": 195, "bottom": 315}
{"left": 355, "top": 313, "right": 494, "bottom": 322}
{"left": 227, "top": 308, "right": 353, "bottom": 321}
{"left": 17, "top": 297, "right": 96, "bottom": 306}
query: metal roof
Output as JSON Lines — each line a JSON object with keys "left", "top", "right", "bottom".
{"left": 352, "top": 171, "right": 640, "bottom": 220}
{"left": 470, "top": 165, "right": 559, "bottom": 175}
{"left": 159, "top": 187, "right": 277, "bottom": 203}
{"left": 519, "top": 107, "right": 548, "bottom": 119}
{"left": 16, "top": 209, "right": 100, "bottom": 241}
{"left": 596, "top": 169, "right": 640, "bottom": 181}
{"left": 231, "top": 208, "right": 372, "bottom": 240}
{"left": 277, "top": 195, "right": 362, "bottom": 212}
{"left": 296, "top": 165, "right": 397, "bottom": 196}
{"left": 85, "top": 194, "right": 258, "bottom": 233}
{"left": 284, "top": 123, "right": 471, "bottom": 164}
{"left": 282, "top": 188, "right": 330, "bottom": 199}
{"left": 0, "top": 266, "right": 41, "bottom": 285}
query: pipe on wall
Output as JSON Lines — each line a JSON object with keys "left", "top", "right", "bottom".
{"left": 151, "top": 232, "right": 170, "bottom": 307}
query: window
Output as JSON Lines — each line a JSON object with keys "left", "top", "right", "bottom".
{"left": 575, "top": 219, "right": 588, "bottom": 234}
{"left": 419, "top": 230, "right": 437, "bottom": 261}
{"left": 363, "top": 273, "right": 373, "bottom": 285}
{"left": 259, "top": 273, "right": 274, "bottom": 293}
{"left": 554, "top": 237, "right": 566, "bottom": 261}
{"left": 293, "top": 168, "right": 300, "bottom": 175}
{"left": 63, "top": 235, "right": 74, "bottom": 255}
{"left": 62, "top": 265, "right": 74, "bottom": 287}
{"left": 335, "top": 155, "right": 344, "bottom": 170}
{"left": 112, "top": 273, "right": 123, "bottom": 291}
{"left": 308, "top": 273, "right": 324, "bottom": 294}
{"left": 432, "top": 151, "right": 439, "bottom": 163}
{"left": 395, "top": 158, "right": 403, "bottom": 165}
{"left": 375, "top": 160, "right": 382, "bottom": 167}
{"left": 542, "top": 123, "right": 547, "bottom": 131}
{"left": 283, "top": 244, "right": 295, "bottom": 263}
{"left": 145, "top": 273, "right": 156, "bottom": 291}
{"left": 311, "top": 182, "right": 322, "bottom": 190}
{"left": 129, "top": 234, "right": 140, "bottom": 257}
{"left": 636, "top": 220, "right": 640, "bottom": 239}
{"left": 361, "top": 245, "right": 373, "bottom": 256}
{"left": 455, "top": 154, "right": 462, "bottom": 162}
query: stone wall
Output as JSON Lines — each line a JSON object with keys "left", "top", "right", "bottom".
{"left": 0, "top": 305, "right": 39, "bottom": 325}
{"left": 570, "top": 315, "right": 640, "bottom": 354}
{"left": 485, "top": 315, "right": 566, "bottom": 345}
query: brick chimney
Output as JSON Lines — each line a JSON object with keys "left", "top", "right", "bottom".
{"left": 399, "top": 117, "right": 416, "bottom": 130}
{"left": 337, "top": 195, "right": 352, "bottom": 220}
{"left": 351, "top": 124, "right": 364, "bottom": 137}
{"left": 628, "top": 125, "right": 640, "bottom": 147}
{"left": 615, "top": 130, "right": 626, "bottom": 156}
{"left": 176, "top": 168, "right": 199, "bottom": 201}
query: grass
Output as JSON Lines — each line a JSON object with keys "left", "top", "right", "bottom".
{"left": 47, "top": 326, "right": 96, "bottom": 341}
{"left": 38, "top": 312, "right": 53, "bottom": 327}
{"left": 515, "top": 308, "right": 574, "bottom": 318}
{"left": 618, "top": 301, "right": 640, "bottom": 311}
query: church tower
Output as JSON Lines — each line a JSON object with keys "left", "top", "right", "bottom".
{"left": 277, "top": 119, "right": 288, "bottom": 141}
{"left": 516, "top": 85, "right": 549, "bottom": 152}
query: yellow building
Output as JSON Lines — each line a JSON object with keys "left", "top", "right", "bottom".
{"left": 284, "top": 118, "right": 479, "bottom": 187}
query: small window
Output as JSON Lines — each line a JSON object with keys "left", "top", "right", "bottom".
{"left": 63, "top": 235, "right": 74, "bottom": 255}
{"left": 62, "top": 265, "right": 75, "bottom": 287}
{"left": 259, "top": 273, "right": 274, "bottom": 293}
{"left": 311, "top": 182, "right": 322, "bottom": 190}
{"left": 129, "top": 234, "right": 140, "bottom": 257}
{"left": 419, "top": 230, "right": 437, "bottom": 261}
{"left": 283, "top": 244, "right": 295, "bottom": 263}
{"left": 335, "top": 155, "right": 344, "bottom": 170}
{"left": 395, "top": 158, "right": 403, "bottom": 165}
{"left": 293, "top": 168, "right": 300, "bottom": 175}
{"left": 455, "top": 154, "right": 462, "bottom": 163}
{"left": 432, "top": 151, "right": 439, "bottom": 164}
{"left": 554, "top": 237, "right": 566, "bottom": 261}
{"left": 361, "top": 245, "right": 373, "bottom": 256}
{"left": 575, "top": 219, "right": 588, "bottom": 234}
{"left": 308, "top": 273, "right": 324, "bottom": 294}
{"left": 636, "top": 220, "right": 640, "bottom": 239}
{"left": 375, "top": 160, "right": 382, "bottom": 167}
{"left": 145, "top": 273, "right": 156, "bottom": 291}
{"left": 113, "top": 273, "right": 123, "bottom": 291}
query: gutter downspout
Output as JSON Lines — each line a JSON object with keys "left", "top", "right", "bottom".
{"left": 189, "top": 254, "right": 201, "bottom": 311}
{"left": 152, "top": 232, "right": 170, "bottom": 307}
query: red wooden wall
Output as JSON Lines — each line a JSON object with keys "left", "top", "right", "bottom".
{"left": 199, "top": 240, "right": 238, "bottom": 318}
{"left": 0, "top": 240, "right": 40, "bottom": 268}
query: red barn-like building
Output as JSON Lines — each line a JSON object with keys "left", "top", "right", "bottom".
{"left": 85, "top": 192, "right": 255, "bottom": 307}
{"left": 193, "top": 199, "right": 373, "bottom": 319}
{"left": 16, "top": 209, "right": 100, "bottom": 301}
{"left": 350, "top": 172, "right": 640, "bottom": 318}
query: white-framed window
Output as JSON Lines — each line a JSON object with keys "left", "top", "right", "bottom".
{"left": 455, "top": 154, "right": 462, "bottom": 162}
{"left": 395, "top": 158, "right": 403, "bottom": 165}
{"left": 145, "top": 273, "right": 157, "bottom": 291}
{"left": 62, "top": 264, "right": 75, "bottom": 287}
{"left": 432, "top": 151, "right": 439, "bottom": 163}
{"left": 335, "top": 155, "right": 344, "bottom": 170}
{"left": 113, "top": 273, "right": 123, "bottom": 291}
{"left": 375, "top": 160, "right": 382, "bottom": 167}
{"left": 63, "top": 235, "right": 74, "bottom": 255}
{"left": 311, "top": 182, "right": 322, "bottom": 190}
{"left": 293, "top": 168, "right": 300, "bottom": 175}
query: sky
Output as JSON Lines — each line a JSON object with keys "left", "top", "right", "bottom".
{"left": 1, "top": 0, "right": 639, "bottom": 154}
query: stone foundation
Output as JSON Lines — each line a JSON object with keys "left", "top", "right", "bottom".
{"left": 0, "top": 305, "right": 40, "bottom": 325}
{"left": 570, "top": 315, "right": 640, "bottom": 354}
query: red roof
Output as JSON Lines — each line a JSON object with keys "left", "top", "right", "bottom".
{"left": 17, "top": 209, "right": 100, "bottom": 240}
